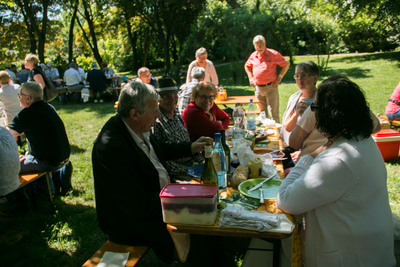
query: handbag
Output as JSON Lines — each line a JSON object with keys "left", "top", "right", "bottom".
{"left": 32, "top": 66, "right": 58, "bottom": 103}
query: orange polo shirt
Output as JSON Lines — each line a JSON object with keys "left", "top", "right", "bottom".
{"left": 245, "top": 48, "right": 288, "bottom": 85}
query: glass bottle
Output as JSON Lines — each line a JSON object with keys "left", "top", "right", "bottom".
{"left": 212, "top": 133, "right": 227, "bottom": 199}
{"left": 220, "top": 129, "right": 231, "bottom": 186}
{"left": 232, "top": 103, "right": 245, "bottom": 139}
{"left": 200, "top": 137, "right": 218, "bottom": 186}
{"left": 247, "top": 99, "right": 256, "bottom": 137}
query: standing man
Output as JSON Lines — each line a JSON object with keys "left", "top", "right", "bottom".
{"left": 134, "top": 67, "right": 158, "bottom": 88}
{"left": 87, "top": 63, "right": 107, "bottom": 103}
{"left": 245, "top": 35, "right": 290, "bottom": 123}
{"left": 92, "top": 81, "right": 205, "bottom": 263}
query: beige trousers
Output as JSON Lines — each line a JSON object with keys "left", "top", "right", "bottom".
{"left": 255, "top": 84, "right": 280, "bottom": 123}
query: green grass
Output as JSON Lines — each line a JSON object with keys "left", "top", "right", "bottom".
{"left": 1, "top": 52, "right": 399, "bottom": 266}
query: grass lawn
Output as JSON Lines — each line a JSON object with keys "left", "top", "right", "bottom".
{"left": 1, "top": 52, "right": 399, "bottom": 266}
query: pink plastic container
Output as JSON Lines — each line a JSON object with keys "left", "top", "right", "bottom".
{"left": 159, "top": 184, "right": 218, "bottom": 225}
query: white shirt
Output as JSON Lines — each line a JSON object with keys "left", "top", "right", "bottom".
{"left": 78, "top": 67, "right": 86, "bottom": 81}
{"left": 63, "top": 68, "right": 82, "bottom": 86}
{"left": 49, "top": 67, "right": 59, "bottom": 79}
{"left": 123, "top": 121, "right": 170, "bottom": 190}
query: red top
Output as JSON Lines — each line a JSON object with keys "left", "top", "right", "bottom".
{"left": 385, "top": 81, "right": 400, "bottom": 115}
{"left": 182, "top": 101, "right": 230, "bottom": 141}
{"left": 245, "top": 48, "right": 289, "bottom": 85}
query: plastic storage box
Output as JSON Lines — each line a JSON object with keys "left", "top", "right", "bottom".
{"left": 159, "top": 184, "right": 218, "bottom": 225}
{"left": 371, "top": 129, "right": 400, "bottom": 161}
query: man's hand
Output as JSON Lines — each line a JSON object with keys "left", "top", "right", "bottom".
{"left": 19, "top": 155, "right": 25, "bottom": 163}
{"left": 191, "top": 136, "right": 206, "bottom": 154}
{"left": 271, "top": 76, "right": 283, "bottom": 87}
{"left": 249, "top": 78, "right": 256, "bottom": 87}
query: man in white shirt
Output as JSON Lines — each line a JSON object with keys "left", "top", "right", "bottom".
{"left": 63, "top": 63, "right": 84, "bottom": 91}
{"left": 46, "top": 63, "right": 60, "bottom": 80}
{"left": 77, "top": 64, "right": 86, "bottom": 84}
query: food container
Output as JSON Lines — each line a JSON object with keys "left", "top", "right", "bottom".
{"left": 371, "top": 129, "right": 400, "bottom": 161}
{"left": 159, "top": 184, "right": 218, "bottom": 225}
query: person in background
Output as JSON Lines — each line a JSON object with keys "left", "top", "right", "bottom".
{"left": 178, "top": 66, "right": 205, "bottom": 115}
{"left": 5, "top": 64, "right": 17, "bottom": 84}
{"left": 245, "top": 35, "right": 290, "bottom": 123}
{"left": 152, "top": 77, "right": 203, "bottom": 182}
{"left": 186, "top": 47, "right": 218, "bottom": 86}
{"left": 100, "top": 62, "right": 115, "bottom": 88}
{"left": 77, "top": 64, "right": 86, "bottom": 84}
{"left": 92, "top": 81, "right": 205, "bottom": 263}
{"left": 134, "top": 67, "right": 158, "bottom": 88}
{"left": 18, "top": 64, "right": 30, "bottom": 84}
{"left": 0, "top": 71, "right": 22, "bottom": 122}
{"left": 64, "top": 63, "right": 84, "bottom": 92}
{"left": 182, "top": 81, "right": 230, "bottom": 141}
{"left": 11, "top": 65, "right": 18, "bottom": 80}
{"left": 277, "top": 77, "right": 395, "bottom": 266}
{"left": 24, "top": 54, "right": 46, "bottom": 90}
{"left": 46, "top": 62, "right": 61, "bottom": 87}
{"left": 0, "top": 126, "right": 21, "bottom": 215}
{"left": 87, "top": 63, "right": 107, "bottom": 103}
{"left": 385, "top": 80, "right": 400, "bottom": 121}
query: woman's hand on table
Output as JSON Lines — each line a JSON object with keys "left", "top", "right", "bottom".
{"left": 191, "top": 136, "right": 206, "bottom": 154}
{"left": 19, "top": 155, "right": 25, "bottom": 163}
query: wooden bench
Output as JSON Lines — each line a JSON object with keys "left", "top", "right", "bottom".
{"left": 82, "top": 240, "right": 149, "bottom": 267}
{"left": 18, "top": 172, "right": 54, "bottom": 212}
{"left": 58, "top": 87, "right": 121, "bottom": 104}
{"left": 380, "top": 115, "right": 400, "bottom": 130}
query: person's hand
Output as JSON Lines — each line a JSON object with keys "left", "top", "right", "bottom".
{"left": 295, "top": 100, "right": 308, "bottom": 116}
{"left": 216, "top": 120, "right": 223, "bottom": 124}
{"left": 271, "top": 76, "right": 283, "bottom": 87}
{"left": 191, "top": 136, "right": 206, "bottom": 154}
{"left": 290, "top": 151, "right": 301, "bottom": 162}
{"left": 19, "top": 155, "right": 25, "bottom": 163}
{"left": 249, "top": 78, "right": 256, "bottom": 87}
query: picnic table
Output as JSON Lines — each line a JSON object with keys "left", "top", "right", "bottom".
{"left": 215, "top": 95, "right": 259, "bottom": 106}
{"left": 167, "top": 127, "right": 299, "bottom": 267}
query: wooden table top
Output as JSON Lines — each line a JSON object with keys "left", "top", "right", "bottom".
{"left": 215, "top": 95, "right": 259, "bottom": 105}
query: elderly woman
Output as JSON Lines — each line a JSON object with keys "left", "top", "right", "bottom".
{"left": 186, "top": 47, "right": 219, "bottom": 86}
{"left": 182, "top": 81, "right": 229, "bottom": 141}
{"left": 277, "top": 78, "right": 395, "bottom": 266}
{"left": 281, "top": 60, "right": 319, "bottom": 146}
{"left": 24, "top": 53, "right": 46, "bottom": 90}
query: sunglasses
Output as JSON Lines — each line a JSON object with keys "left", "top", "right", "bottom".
{"left": 310, "top": 102, "right": 318, "bottom": 112}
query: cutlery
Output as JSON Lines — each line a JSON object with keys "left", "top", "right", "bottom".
{"left": 259, "top": 188, "right": 264, "bottom": 203}
{"left": 261, "top": 148, "right": 284, "bottom": 156}
{"left": 248, "top": 174, "right": 276, "bottom": 193}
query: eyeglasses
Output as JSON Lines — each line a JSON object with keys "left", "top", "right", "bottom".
{"left": 310, "top": 103, "right": 318, "bottom": 112}
{"left": 293, "top": 74, "right": 314, "bottom": 80}
{"left": 18, "top": 93, "right": 30, "bottom": 98}
{"left": 198, "top": 95, "right": 215, "bottom": 102}
{"left": 159, "top": 94, "right": 178, "bottom": 101}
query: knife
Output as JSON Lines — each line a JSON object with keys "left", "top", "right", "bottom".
{"left": 247, "top": 174, "right": 276, "bottom": 193}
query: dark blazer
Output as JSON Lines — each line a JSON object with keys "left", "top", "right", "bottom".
{"left": 87, "top": 69, "right": 107, "bottom": 92}
{"left": 92, "top": 114, "right": 192, "bottom": 262}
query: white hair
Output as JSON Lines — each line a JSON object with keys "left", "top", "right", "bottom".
{"left": 253, "top": 35, "right": 266, "bottom": 45}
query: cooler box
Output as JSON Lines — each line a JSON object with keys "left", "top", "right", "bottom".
{"left": 159, "top": 184, "right": 218, "bottom": 225}
{"left": 372, "top": 129, "right": 400, "bottom": 161}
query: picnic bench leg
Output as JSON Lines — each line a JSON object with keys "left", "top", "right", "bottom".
{"left": 28, "top": 184, "right": 38, "bottom": 211}
{"left": 271, "top": 239, "right": 281, "bottom": 267}
{"left": 45, "top": 173, "right": 55, "bottom": 213}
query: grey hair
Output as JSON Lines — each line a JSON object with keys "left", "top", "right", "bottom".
{"left": 296, "top": 60, "right": 320, "bottom": 76}
{"left": 253, "top": 35, "right": 266, "bottom": 45}
{"left": 195, "top": 47, "right": 207, "bottom": 57}
{"left": 21, "top": 82, "right": 43, "bottom": 102}
{"left": 117, "top": 82, "right": 160, "bottom": 117}
{"left": 191, "top": 67, "right": 206, "bottom": 79}
{"left": 137, "top": 67, "right": 150, "bottom": 77}
{"left": 69, "top": 62, "right": 77, "bottom": 68}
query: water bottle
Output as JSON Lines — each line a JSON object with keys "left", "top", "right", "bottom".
{"left": 220, "top": 129, "right": 231, "bottom": 186}
{"left": 232, "top": 103, "right": 245, "bottom": 139}
{"left": 247, "top": 99, "right": 257, "bottom": 137}
{"left": 212, "top": 133, "right": 227, "bottom": 200}
{"left": 0, "top": 100, "right": 7, "bottom": 127}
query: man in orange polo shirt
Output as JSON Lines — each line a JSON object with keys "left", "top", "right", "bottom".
{"left": 245, "top": 35, "right": 290, "bottom": 123}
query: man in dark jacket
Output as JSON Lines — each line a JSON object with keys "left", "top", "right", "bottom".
{"left": 92, "top": 81, "right": 205, "bottom": 263}
{"left": 87, "top": 63, "right": 107, "bottom": 103}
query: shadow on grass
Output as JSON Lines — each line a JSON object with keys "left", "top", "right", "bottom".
{"left": 50, "top": 100, "right": 117, "bottom": 117}
{"left": 70, "top": 144, "right": 85, "bottom": 154}
{"left": 329, "top": 52, "right": 400, "bottom": 66}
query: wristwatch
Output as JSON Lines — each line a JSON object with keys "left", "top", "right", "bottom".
{"left": 279, "top": 74, "right": 283, "bottom": 78}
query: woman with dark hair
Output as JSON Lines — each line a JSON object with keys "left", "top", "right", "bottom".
{"left": 182, "top": 81, "right": 229, "bottom": 141}
{"left": 277, "top": 78, "right": 395, "bottom": 266}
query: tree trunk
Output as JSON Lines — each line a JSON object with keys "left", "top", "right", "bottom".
{"left": 143, "top": 29, "right": 150, "bottom": 67}
{"left": 81, "top": 0, "right": 102, "bottom": 64}
{"left": 125, "top": 16, "right": 137, "bottom": 72}
{"left": 68, "top": 1, "right": 79, "bottom": 63}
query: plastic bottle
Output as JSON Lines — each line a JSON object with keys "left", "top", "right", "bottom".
{"left": 247, "top": 99, "right": 257, "bottom": 137}
{"left": 200, "top": 137, "right": 218, "bottom": 186}
{"left": 220, "top": 129, "right": 231, "bottom": 186}
{"left": 0, "top": 100, "right": 7, "bottom": 127}
{"left": 232, "top": 103, "right": 245, "bottom": 139}
{"left": 212, "top": 133, "right": 227, "bottom": 200}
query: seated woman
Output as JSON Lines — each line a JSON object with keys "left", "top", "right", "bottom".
{"left": 182, "top": 81, "right": 229, "bottom": 141}
{"left": 281, "top": 60, "right": 319, "bottom": 146}
{"left": 186, "top": 47, "right": 219, "bottom": 86}
{"left": 277, "top": 78, "right": 395, "bottom": 266}
{"left": 385, "top": 80, "right": 400, "bottom": 121}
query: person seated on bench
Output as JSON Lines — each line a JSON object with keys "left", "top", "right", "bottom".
{"left": 133, "top": 67, "right": 158, "bottom": 88}
{"left": 64, "top": 63, "right": 84, "bottom": 100}
{"left": 6, "top": 81, "right": 70, "bottom": 181}
{"left": 0, "top": 70, "right": 22, "bottom": 122}
{"left": 92, "top": 81, "right": 205, "bottom": 263}
{"left": 0, "top": 127, "right": 20, "bottom": 211}
{"left": 87, "top": 63, "right": 107, "bottom": 103}
{"left": 385, "top": 80, "right": 400, "bottom": 121}
{"left": 152, "top": 77, "right": 203, "bottom": 182}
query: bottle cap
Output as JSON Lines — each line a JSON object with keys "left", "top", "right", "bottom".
{"left": 235, "top": 103, "right": 241, "bottom": 107}
{"left": 250, "top": 99, "right": 253, "bottom": 103}
{"left": 214, "top": 133, "right": 221, "bottom": 138}
{"left": 205, "top": 137, "right": 212, "bottom": 145}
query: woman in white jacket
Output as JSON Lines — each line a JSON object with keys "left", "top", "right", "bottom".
{"left": 277, "top": 77, "right": 396, "bottom": 267}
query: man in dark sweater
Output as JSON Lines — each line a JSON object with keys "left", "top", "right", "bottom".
{"left": 87, "top": 63, "right": 107, "bottom": 103}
